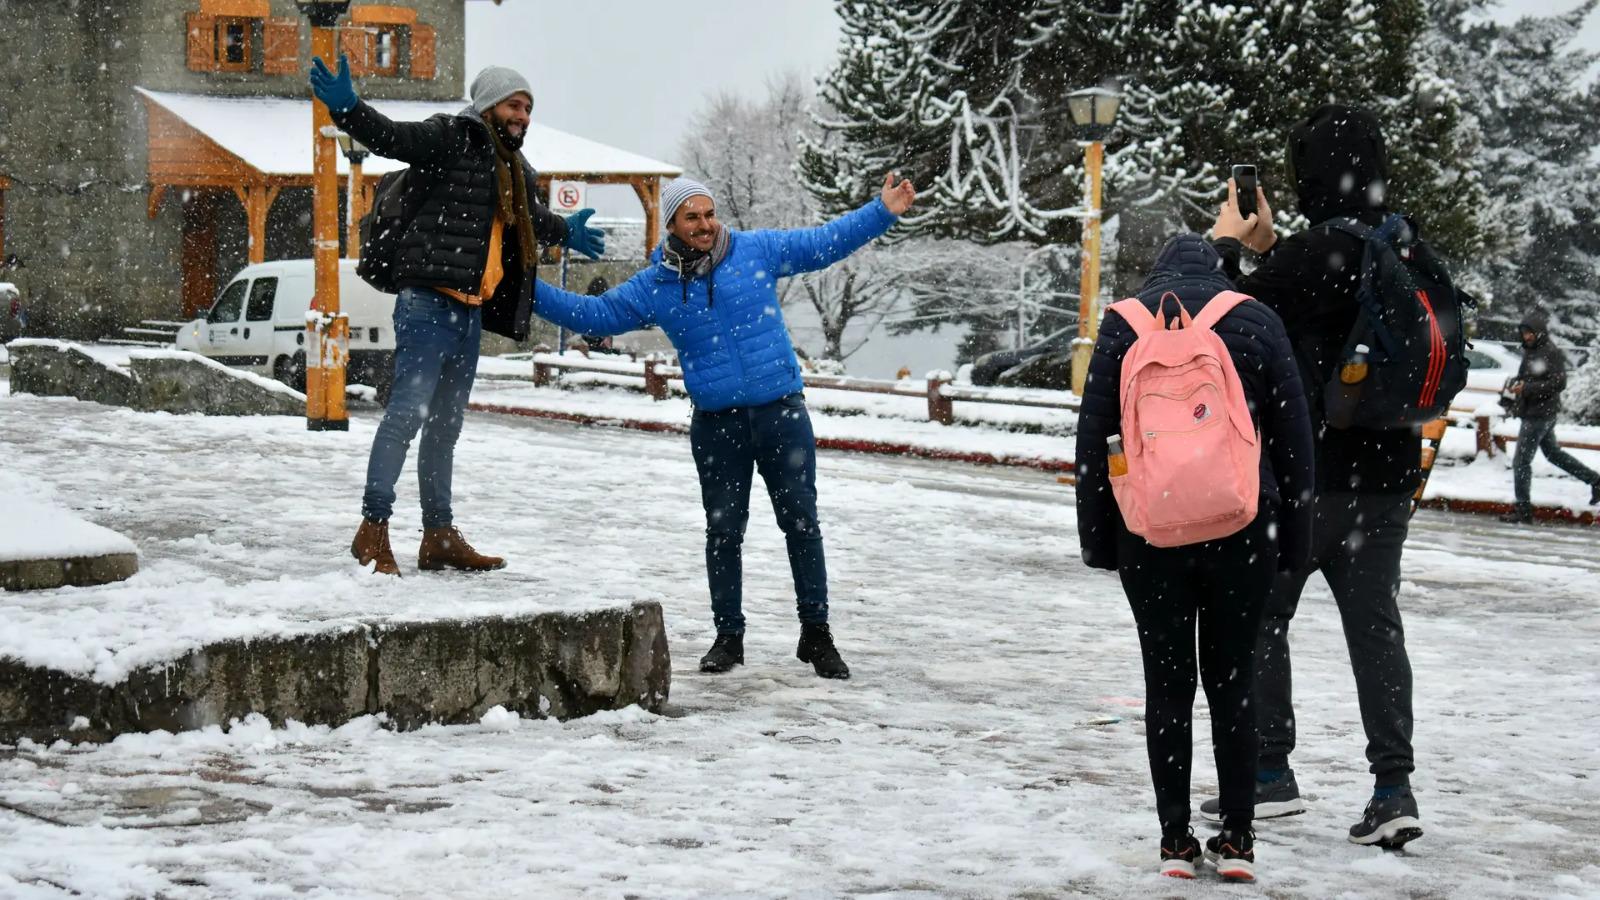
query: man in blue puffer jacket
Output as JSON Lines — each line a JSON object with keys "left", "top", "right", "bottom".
{"left": 534, "top": 173, "right": 916, "bottom": 679}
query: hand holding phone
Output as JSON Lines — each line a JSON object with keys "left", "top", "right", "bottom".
{"left": 1232, "top": 165, "right": 1258, "bottom": 220}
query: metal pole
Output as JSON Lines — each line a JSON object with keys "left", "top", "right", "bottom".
{"left": 1070, "top": 139, "right": 1105, "bottom": 397}
{"left": 557, "top": 246, "right": 568, "bottom": 353}
{"left": 345, "top": 160, "right": 362, "bottom": 258}
{"left": 307, "top": 22, "right": 348, "bottom": 430}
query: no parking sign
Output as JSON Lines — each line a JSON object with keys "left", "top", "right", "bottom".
{"left": 551, "top": 180, "right": 586, "bottom": 213}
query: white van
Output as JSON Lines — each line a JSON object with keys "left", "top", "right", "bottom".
{"left": 174, "top": 259, "right": 396, "bottom": 399}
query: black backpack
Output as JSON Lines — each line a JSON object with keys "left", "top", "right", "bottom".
{"left": 1318, "top": 214, "right": 1470, "bottom": 430}
{"left": 356, "top": 167, "right": 430, "bottom": 293}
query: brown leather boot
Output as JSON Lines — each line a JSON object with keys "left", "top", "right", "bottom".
{"left": 417, "top": 526, "right": 506, "bottom": 572}
{"left": 350, "top": 518, "right": 401, "bottom": 576}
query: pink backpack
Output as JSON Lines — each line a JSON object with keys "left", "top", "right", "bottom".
{"left": 1106, "top": 291, "right": 1261, "bottom": 548}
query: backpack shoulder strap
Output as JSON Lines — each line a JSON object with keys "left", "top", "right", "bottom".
{"left": 1108, "top": 298, "right": 1159, "bottom": 337}
{"left": 1192, "top": 290, "right": 1253, "bottom": 332}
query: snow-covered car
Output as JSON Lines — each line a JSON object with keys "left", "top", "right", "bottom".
{"left": 175, "top": 259, "right": 396, "bottom": 401}
{"left": 1462, "top": 339, "right": 1522, "bottom": 397}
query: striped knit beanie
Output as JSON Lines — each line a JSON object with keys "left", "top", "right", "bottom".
{"left": 661, "top": 178, "right": 714, "bottom": 226}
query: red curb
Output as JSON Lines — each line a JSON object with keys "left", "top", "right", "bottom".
{"left": 1416, "top": 496, "right": 1597, "bottom": 526}
{"left": 468, "top": 402, "right": 1076, "bottom": 474}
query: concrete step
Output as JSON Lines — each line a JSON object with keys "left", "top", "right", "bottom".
{"left": 0, "top": 601, "right": 670, "bottom": 743}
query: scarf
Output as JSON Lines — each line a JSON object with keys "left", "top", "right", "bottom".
{"left": 662, "top": 226, "right": 731, "bottom": 307}
{"left": 484, "top": 113, "right": 537, "bottom": 272}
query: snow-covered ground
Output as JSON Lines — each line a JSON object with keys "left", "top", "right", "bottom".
{"left": 2, "top": 382, "right": 1599, "bottom": 898}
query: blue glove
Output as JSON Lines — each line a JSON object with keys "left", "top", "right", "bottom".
{"left": 309, "top": 55, "right": 358, "bottom": 115}
{"left": 563, "top": 208, "right": 606, "bottom": 260}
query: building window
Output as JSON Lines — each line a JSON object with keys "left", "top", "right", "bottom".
{"left": 216, "top": 17, "right": 253, "bottom": 70}
{"left": 371, "top": 26, "right": 399, "bottom": 76}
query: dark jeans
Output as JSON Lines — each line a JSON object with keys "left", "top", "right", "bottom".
{"left": 1256, "top": 491, "right": 1414, "bottom": 787}
{"left": 361, "top": 287, "right": 481, "bottom": 527}
{"left": 689, "top": 392, "right": 827, "bottom": 635}
{"left": 1117, "top": 509, "right": 1278, "bottom": 835}
{"left": 1513, "top": 417, "right": 1600, "bottom": 511}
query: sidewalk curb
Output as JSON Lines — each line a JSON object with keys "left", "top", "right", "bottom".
{"left": 470, "top": 401, "right": 1596, "bottom": 524}
{"left": 468, "top": 402, "right": 1076, "bottom": 474}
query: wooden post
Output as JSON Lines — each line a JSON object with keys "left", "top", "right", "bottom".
{"left": 927, "top": 374, "right": 954, "bottom": 426}
{"left": 345, "top": 159, "right": 364, "bottom": 257}
{"left": 307, "top": 22, "right": 348, "bottom": 431}
{"left": 644, "top": 358, "right": 667, "bottom": 401}
{"left": 533, "top": 359, "right": 553, "bottom": 387}
{"left": 633, "top": 176, "right": 662, "bottom": 258}
{"left": 1476, "top": 413, "right": 1495, "bottom": 458}
{"left": 1070, "top": 139, "right": 1105, "bottom": 397}
{"left": 235, "top": 184, "right": 270, "bottom": 264}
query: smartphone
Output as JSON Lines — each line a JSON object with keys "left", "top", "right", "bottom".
{"left": 1232, "top": 164, "right": 1258, "bottom": 219}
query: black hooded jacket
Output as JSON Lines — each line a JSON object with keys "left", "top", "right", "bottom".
{"left": 1514, "top": 308, "right": 1569, "bottom": 420}
{"left": 1076, "top": 234, "right": 1315, "bottom": 573}
{"left": 1213, "top": 104, "right": 1423, "bottom": 494}
{"left": 332, "top": 101, "right": 569, "bottom": 341}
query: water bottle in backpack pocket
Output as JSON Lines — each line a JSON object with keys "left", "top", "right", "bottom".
{"left": 1107, "top": 291, "right": 1261, "bottom": 548}
{"left": 1317, "top": 215, "right": 1469, "bottom": 429}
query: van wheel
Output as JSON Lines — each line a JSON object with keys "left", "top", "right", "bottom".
{"left": 275, "top": 353, "right": 307, "bottom": 392}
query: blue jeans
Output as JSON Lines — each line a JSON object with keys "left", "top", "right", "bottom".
{"left": 690, "top": 392, "right": 828, "bottom": 635}
{"left": 361, "top": 287, "right": 481, "bottom": 527}
{"left": 1513, "top": 417, "right": 1600, "bottom": 512}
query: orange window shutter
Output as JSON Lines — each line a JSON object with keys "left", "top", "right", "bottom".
{"left": 410, "top": 24, "right": 436, "bottom": 80}
{"left": 262, "top": 18, "right": 300, "bottom": 75}
{"left": 340, "top": 25, "right": 374, "bottom": 76}
{"left": 186, "top": 11, "right": 217, "bottom": 71}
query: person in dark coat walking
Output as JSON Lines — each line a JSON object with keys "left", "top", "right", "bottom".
{"left": 1077, "top": 233, "right": 1314, "bottom": 880}
{"left": 1202, "top": 104, "right": 1429, "bottom": 849}
{"left": 307, "top": 57, "right": 606, "bottom": 576}
{"left": 1499, "top": 308, "right": 1600, "bottom": 523}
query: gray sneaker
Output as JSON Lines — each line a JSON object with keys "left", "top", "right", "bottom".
{"left": 1200, "top": 769, "right": 1307, "bottom": 822}
{"left": 1348, "top": 790, "right": 1423, "bottom": 849}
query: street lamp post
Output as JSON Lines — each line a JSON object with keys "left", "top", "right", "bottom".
{"left": 1066, "top": 86, "right": 1122, "bottom": 397}
{"left": 334, "top": 131, "right": 370, "bottom": 258}
{"left": 298, "top": 0, "right": 352, "bottom": 431}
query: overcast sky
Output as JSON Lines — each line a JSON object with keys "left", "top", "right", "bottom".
{"left": 464, "top": 0, "right": 842, "bottom": 168}
{"left": 462, "top": 0, "right": 1598, "bottom": 216}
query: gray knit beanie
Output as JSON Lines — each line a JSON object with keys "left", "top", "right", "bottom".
{"left": 661, "top": 178, "right": 715, "bottom": 227}
{"left": 470, "top": 66, "right": 534, "bottom": 113}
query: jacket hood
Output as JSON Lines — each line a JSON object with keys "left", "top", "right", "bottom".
{"left": 1288, "top": 104, "right": 1390, "bottom": 223}
{"left": 1520, "top": 307, "right": 1551, "bottom": 336}
{"left": 1139, "top": 233, "right": 1233, "bottom": 294}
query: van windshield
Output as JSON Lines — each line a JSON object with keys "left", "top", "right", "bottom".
{"left": 207, "top": 281, "right": 248, "bottom": 323}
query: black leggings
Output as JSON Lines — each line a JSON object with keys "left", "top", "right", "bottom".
{"left": 1117, "top": 510, "right": 1277, "bottom": 835}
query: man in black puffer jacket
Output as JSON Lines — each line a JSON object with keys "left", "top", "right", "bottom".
{"left": 1500, "top": 307, "right": 1600, "bottom": 523}
{"left": 308, "top": 58, "right": 604, "bottom": 575}
{"left": 1077, "top": 233, "right": 1313, "bottom": 878}
{"left": 1203, "top": 104, "right": 1428, "bottom": 849}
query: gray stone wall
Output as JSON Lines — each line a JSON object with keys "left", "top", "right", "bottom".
{"left": 0, "top": 0, "right": 468, "bottom": 339}
{"left": 0, "top": 1, "right": 186, "bottom": 337}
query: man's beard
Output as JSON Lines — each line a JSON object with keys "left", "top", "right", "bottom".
{"left": 492, "top": 119, "right": 524, "bottom": 151}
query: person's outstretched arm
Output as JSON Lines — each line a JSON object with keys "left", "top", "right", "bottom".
{"left": 533, "top": 274, "right": 655, "bottom": 337}
{"left": 761, "top": 172, "right": 915, "bottom": 276}
{"left": 310, "top": 55, "right": 453, "bottom": 168}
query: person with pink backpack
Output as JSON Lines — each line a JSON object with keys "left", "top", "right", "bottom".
{"left": 1076, "top": 233, "right": 1314, "bottom": 881}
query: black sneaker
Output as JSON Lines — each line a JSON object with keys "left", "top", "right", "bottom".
{"left": 1589, "top": 482, "right": 1599, "bottom": 506}
{"left": 1204, "top": 829, "right": 1256, "bottom": 882}
{"left": 1159, "top": 830, "right": 1201, "bottom": 879}
{"left": 1348, "top": 790, "right": 1423, "bottom": 849}
{"left": 1200, "top": 769, "right": 1306, "bottom": 821}
{"left": 796, "top": 623, "right": 850, "bottom": 679}
{"left": 698, "top": 633, "right": 744, "bottom": 673}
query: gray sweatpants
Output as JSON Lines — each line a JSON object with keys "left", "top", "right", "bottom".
{"left": 1255, "top": 491, "right": 1415, "bottom": 788}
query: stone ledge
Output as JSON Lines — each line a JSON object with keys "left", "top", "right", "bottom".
{"left": 0, "top": 601, "right": 671, "bottom": 743}
{"left": 0, "top": 552, "right": 140, "bottom": 592}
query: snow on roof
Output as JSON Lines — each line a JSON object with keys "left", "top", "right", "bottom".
{"left": 135, "top": 88, "right": 682, "bottom": 178}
